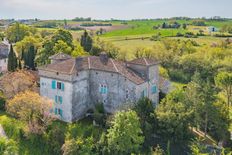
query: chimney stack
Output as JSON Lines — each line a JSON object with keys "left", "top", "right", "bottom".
{"left": 99, "top": 52, "right": 109, "bottom": 65}
{"left": 75, "top": 57, "right": 83, "bottom": 71}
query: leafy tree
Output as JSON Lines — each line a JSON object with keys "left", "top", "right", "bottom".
{"left": 106, "top": 110, "right": 144, "bottom": 154}
{"left": 155, "top": 89, "right": 192, "bottom": 142}
{"left": 52, "top": 29, "right": 74, "bottom": 49}
{"left": 134, "top": 98, "right": 155, "bottom": 149}
{"left": 7, "top": 91, "right": 55, "bottom": 135}
{"left": 36, "top": 39, "right": 55, "bottom": 66}
{"left": 53, "top": 40, "right": 72, "bottom": 55}
{"left": 0, "top": 70, "right": 37, "bottom": 99}
{"left": 62, "top": 137, "right": 96, "bottom": 155}
{"left": 7, "top": 44, "right": 18, "bottom": 72}
{"left": 215, "top": 72, "right": 232, "bottom": 107}
{"left": 6, "top": 22, "right": 36, "bottom": 43}
{"left": 80, "top": 30, "right": 93, "bottom": 52}
{"left": 183, "top": 23, "right": 187, "bottom": 29}
{"left": 15, "top": 36, "right": 42, "bottom": 58}
{"left": 71, "top": 42, "right": 89, "bottom": 57}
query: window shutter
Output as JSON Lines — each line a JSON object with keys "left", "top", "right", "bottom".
{"left": 55, "top": 96, "right": 58, "bottom": 103}
{"left": 61, "top": 83, "right": 64, "bottom": 91}
{"left": 52, "top": 80, "right": 56, "bottom": 89}
{"left": 60, "top": 109, "right": 63, "bottom": 117}
{"left": 152, "top": 85, "right": 157, "bottom": 94}
{"left": 55, "top": 108, "right": 58, "bottom": 115}
{"left": 60, "top": 96, "right": 63, "bottom": 104}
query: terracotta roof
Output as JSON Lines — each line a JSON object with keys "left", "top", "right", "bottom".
{"left": 49, "top": 52, "right": 72, "bottom": 60}
{"left": 128, "top": 58, "right": 159, "bottom": 66}
{"left": 39, "top": 55, "right": 145, "bottom": 85}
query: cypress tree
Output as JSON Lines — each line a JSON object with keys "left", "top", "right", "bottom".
{"left": 80, "top": 30, "right": 93, "bottom": 52}
{"left": 7, "top": 44, "right": 17, "bottom": 72}
{"left": 26, "top": 45, "right": 36, "bottom": 70}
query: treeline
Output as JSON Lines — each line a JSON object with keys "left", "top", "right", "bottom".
{"left": 80, "top": 23, "right": 112, "bottom": 27}
{"left": 72, "top": 17, "right": 92, "bottom": 21}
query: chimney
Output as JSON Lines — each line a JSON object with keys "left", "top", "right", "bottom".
{"left": 99, "top": 52, "right": 109, "bottom": 65}
{"left": 75, "top": 57, "right": 83, "bottom": 71}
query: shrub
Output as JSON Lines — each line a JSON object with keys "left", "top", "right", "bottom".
{"left": 0, "top": 138, "right": 18, "bottom": 155}
{"left": 93, "top": 103, "right": 106, "bottom": 127}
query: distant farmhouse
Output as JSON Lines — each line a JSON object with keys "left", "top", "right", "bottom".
{"left": 39, "top": 52, "right": 160, "bottom": 122}
{"left": 0, "top": 41, "right": 10, "bottom": 73}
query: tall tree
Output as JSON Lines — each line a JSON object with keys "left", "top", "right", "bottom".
{"left": 215, "top": 72, "right": 232, "bottom": 107}
{"left": 80, "top": 30, "right": 93, "bottom": 52}
{"left": 106, "top": 110, "right": 144, "bottom": 154}
{"left": 24, "top": 45, "right": 36, "bottom": 70}
{"left": 7, "top": 44, "right": 18, "bottom": 72}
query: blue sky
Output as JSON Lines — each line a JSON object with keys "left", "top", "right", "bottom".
{"left": 0, "top": 0, "right": 231, "bottom": 19}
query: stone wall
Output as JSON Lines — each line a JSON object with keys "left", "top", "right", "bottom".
{"left": 40, "top": 76, "right": 73, "bottom": 122}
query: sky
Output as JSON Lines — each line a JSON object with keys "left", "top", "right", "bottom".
{"left": 0, "top": 0, "right": 231, "bottom": 20}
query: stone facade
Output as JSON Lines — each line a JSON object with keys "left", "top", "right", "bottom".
{"left": 0, "top": 42, "right": 9, "bottom": 73}
{"left": 39, "top": 53, "right": 159, "bottom": 122}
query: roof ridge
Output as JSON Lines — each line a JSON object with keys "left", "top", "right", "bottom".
{"left": 69, "top": 58, "right": 76, "bottom": 74}
{"left": 88, "top": 57, "right": 91, "bottom": 69}
{"left": 143, "top": 58, "right": 149, "bottom": 66}
{"left": 111, "top": 59, "right": 119, "bottom": 72}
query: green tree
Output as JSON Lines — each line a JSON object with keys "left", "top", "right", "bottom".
{"left": 106, "top": 110, "right": 144, "bottom": 154}
{"left": 134, "top": 98, "right": 155, "bottom": 149}
{"left": 155, "top": 89, "right": 192, "bottom": 142}
{"left": 62, "top": 137, "right": 96, "bottom": 155}
{"left": 7, "top": 44, "right": 18, "bottom": 72}
{"left": 6, "top": 22, "right": 36, "bottom": 43}
{"left": 36, "top": 39, "right": 55, "bottom": 66}
{"left": 215, "top": 72, "right": 232, "bottom": 107}
{"left": 24, "top": 45, "right": 36, "bottom": 70}
{"left": 53, "top": 40, "right": 72, "bottom": 55}
{"left": 51, "top": 29, "right": 73, "bottom": 49}
{"left": 183, "top": 23, "right": 187, "bottom": 29}
{"left": 80, "top": 30, "right": 93, "bottom": 52}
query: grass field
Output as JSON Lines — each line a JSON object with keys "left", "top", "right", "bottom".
{"left": 101, "top": 19, "right": 232, "bottom": 37}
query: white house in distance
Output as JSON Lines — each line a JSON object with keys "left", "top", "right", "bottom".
{"left": 0, "top": 42, "right": 10, "bottom": 73}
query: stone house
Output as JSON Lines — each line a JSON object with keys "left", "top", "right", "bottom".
{"left": 39, "top": 52, "right": 159, "bottom": 122}
{"left": 0, "top": 42, "right": 9, "bottom": 73}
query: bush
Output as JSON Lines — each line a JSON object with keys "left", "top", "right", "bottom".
{"left": 0, "top": 116, "right": 22, "bottom": 140}
{"left": 45, "top": 122, "right": 67, "bottom": 155}
{"left": 0, "top": 138, "right": 18, "bottom": 154}
{"left": 93, "top": 103, "right": 106, "bottom": 127}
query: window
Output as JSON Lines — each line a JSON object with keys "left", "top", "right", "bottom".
{"left": 57, "top": 82, "right": 62, "bottom": 89}
{"left": 99, "top": 84, "right": 108, "bottom": 94}
{"left": 141, "top": 89, "right": 147, "bottom": 98}
{"left": 151, "top": 85, "right": 157, "bottom": 94}
{"left": 55, "top": 108, "right": 63, "bottom": 117}
{"left": 55, "top": 96, "right": 63, "bottom": 104}
{"left": 52, "top": 81, "right": 64, "bottom": 91}
{"left": 126, "top": 89, "right": 129, "bottom": 99}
